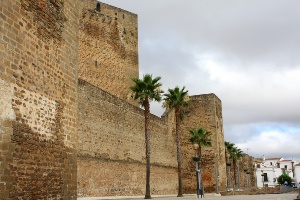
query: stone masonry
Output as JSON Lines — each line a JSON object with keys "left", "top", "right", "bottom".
{"left": 180, "top": 94, "right": 227, "bottom": 193}
{"left": 78, "top": 0, "right": 138, "bottom": 106}
{"left": 77, "top": 80, "right": 178, "bottom": 196}
{"left": 0, "top": 0, "right": 243, "bottom": 198}
{"left": 0, "top": 0, "right": 78, "bottom": 199}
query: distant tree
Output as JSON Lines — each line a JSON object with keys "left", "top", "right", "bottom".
{"left": 225, "top": 141, "right": 235, "bottom": 188}
{"left": 231, "top": 146, "right": 243, "bottom": 186}
{"left": 130, "top": 74, "right": 163, "bottom": 199}
{"left": 224, "top": 142, "right": 243, "bottom": 187}
{"left": 164, "top": 86, "right": 189, "bottom": 197}
{"left": 277, "top": 174, "right": 292, "bottom": 185}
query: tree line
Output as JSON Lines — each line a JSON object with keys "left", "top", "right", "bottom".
{"left": 130, "top": 74, "right": 242, "bottom": 199}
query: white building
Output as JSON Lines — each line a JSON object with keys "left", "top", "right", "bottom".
{"left": 295, "top": 163, "right": 300, "bottom": 187}
{"left": 255, "top": 157, "right": 297, "bottom": 188}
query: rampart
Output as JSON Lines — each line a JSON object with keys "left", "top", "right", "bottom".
{"left": 77, "top": 79, "right": 178, "bottom": 196}
{"left": 0, "top": 0, "right": 231, "bottom": 198}
{"left": 77, "top": 79, "right": 227, "bottom": 196}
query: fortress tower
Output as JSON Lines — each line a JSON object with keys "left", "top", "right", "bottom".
{"left": 78, "top": 1, "right": 139, "bottom": 105}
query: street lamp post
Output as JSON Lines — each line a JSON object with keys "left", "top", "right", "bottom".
{"left": 193, "top": 143, "right": 203, "bottom": 198}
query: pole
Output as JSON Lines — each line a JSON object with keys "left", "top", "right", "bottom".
{"left": 198, "top": 159, "right": 204, "bottom": 198}
{"left": 196, "top": 161, "right": 200, "bottom": 198}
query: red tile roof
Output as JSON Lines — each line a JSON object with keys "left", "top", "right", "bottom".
{"left": 265, "top": 158, "right": 281, "bottom": 160}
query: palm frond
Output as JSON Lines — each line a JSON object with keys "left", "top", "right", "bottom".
{"left": 130, "top": 74, "right": 164, "bottom": 107}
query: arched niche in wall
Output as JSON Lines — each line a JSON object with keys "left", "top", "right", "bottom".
{"left": 96, "top": 2, "right": 101, "bottom": 12}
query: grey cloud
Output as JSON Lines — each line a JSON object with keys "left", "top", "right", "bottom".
{"left": 99, "top": 0, "right": 300, "bottom": 159}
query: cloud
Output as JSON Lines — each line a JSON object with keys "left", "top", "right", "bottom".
{"left": 236, "top": 124, "right": 300, "bottom": 159}
{"left": 99, "top": 0, "right": 300, "bottom": 159}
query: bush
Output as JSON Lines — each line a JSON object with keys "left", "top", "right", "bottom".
{"left": 277, "top": 174, "right": 292, "bottom": 185}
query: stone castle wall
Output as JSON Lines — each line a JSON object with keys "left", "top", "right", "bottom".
{"left": 77, "top": 79, "right": 178, "bottom": 196}
{"left": 78, "top": 1, "right": 138, "bottom": 106}
{"left": 0, "top": 0, "right": 79, "bottom": 199}
{"left": 77, "top": 79, "right": 227, "bottom": 196}
{"left": 0, "top": 0, "right": 229, "bottom": 198}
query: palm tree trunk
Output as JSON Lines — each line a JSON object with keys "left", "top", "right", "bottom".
{"left": 175, "top": 107, "right": 183, "bottom": 197}
{"left": 233, "top": 159, "right": 236, "bottom": 187}
{"left": 144, "top": 98, "right": 151, "bottom": 199}
{"left": 198, "top": 146, "right": 204, "bottom": 197}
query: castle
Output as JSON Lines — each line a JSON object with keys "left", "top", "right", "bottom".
{"left": 0, "top": 0, "right": 254, "bottom": 199}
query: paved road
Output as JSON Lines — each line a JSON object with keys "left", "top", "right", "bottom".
{"left": 79, "top": 192, "right": 298, "bottom": 200}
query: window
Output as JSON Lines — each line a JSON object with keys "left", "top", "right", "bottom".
{"left": 277, "top": 163, "right": 280, "bottom": 168}
{"left": 96, "top": 3, "right": 100, "bottom": 12}
{"left": 270, "top": 162, "right": 272, "bottom": 165}
{"left": 263, "top": 173, "right": 268, "bottom": 182}
{"left": 257, "top": 164, "right": 261, "bottom": 168}
{"left": 284, "top": 165, "right": 287, "bottom": 169}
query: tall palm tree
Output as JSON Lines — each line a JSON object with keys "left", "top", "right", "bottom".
{"left": 188, "top": 128, "right": 212, "bottom": 197}
{"left": 231, "top": 146, "right": 243, "bottom": 187}
{"left": 225, "top": 141, "right": 234, "bottom": 188}
{"left": 130, "top": 74, "right": 163, "bottom": 199}
{"left": 164, "top": 86, "right": 189, "bottom": 197}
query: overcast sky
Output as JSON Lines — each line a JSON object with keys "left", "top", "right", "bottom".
{"left": 99, "top": 0, "right": 300, "bottom": 161}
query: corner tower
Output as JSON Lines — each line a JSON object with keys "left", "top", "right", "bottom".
{"left": 181, "top": 94, "right": 227, "bottom": 193}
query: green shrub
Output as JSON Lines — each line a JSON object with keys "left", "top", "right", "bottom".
{"left": 277, "top": 174, "right": 292, "bottom": 185}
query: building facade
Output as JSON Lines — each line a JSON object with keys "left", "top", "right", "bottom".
{"left": 255, "top": 157, "right": 298, "bottom": 188}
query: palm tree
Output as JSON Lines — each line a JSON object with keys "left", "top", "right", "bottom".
{"left": 225, "top": 142, "right": 243, "bottom": 188}
{"left": 164, "top": 86, "right": 189, "bottom": 197}
{"left": 225, "top": 141, "right": 234, "bottom": 188}
{"left": 231, "top": 146, "right": 243, "bottom": 187}
{"left": 130, "top": 74, "right": 163, "bottom": 199}
{"left": 188, "top": 128, "right": 212, "bottom": 158}
{"left": 188, "top": 128, "right": 212, "bottom": 197}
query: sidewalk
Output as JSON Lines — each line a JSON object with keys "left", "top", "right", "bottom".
{"left": 78, "top": 192, "right": 297, "bottom": 200}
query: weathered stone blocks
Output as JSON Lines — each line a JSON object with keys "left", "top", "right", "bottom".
{"left": 0, "top": 0, "right": 79, "bottom": 198}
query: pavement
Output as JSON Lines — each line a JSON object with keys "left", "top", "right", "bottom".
{"left": 78, "top": 192, "right": 298, "bottom": 200}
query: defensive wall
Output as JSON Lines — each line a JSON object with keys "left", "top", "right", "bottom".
{"left": 0, "top": 0, "right": 236, "bottom": 198}
{"left": 77, "top": 79, "right": 227, "bottom": 196}
{"left": 77, "top": 79, "right": 178, "bottom": 196}
{"left": 0, "top": 0, "right": 79, "bottom": 199}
